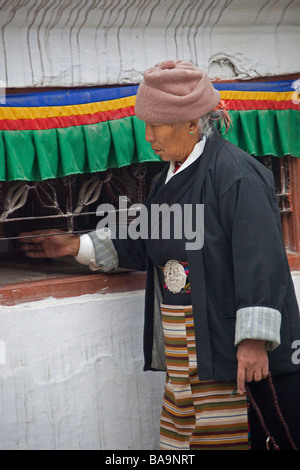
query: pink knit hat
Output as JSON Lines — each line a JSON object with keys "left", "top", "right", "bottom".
{"left": 135, "top": 60, "right": 220, "bottom": 124}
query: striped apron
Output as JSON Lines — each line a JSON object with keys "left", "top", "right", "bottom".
{"left": 159, "top": 304, "right": 249, "bottom": 450}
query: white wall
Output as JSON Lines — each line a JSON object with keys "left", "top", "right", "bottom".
{"left": 0, "top": 0, "right": 299, "bottom": 88}
{"left": 0, "top": 290, "right": 165, "bottom": 450}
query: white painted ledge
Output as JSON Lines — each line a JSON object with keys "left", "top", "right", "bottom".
{"left": 0, "top": 291, "right": 165, "bottom": 450}
{"left": 0, "top": 0, "right": 299, "bottom": 88}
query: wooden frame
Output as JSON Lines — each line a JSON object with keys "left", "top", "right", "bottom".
{"left": 284, "top": 157, "right": 300, "bottom": 270}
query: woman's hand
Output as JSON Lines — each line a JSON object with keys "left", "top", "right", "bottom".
{"left": 19, "top": 229, "right": 80, "bottom": 259}
{"left": 236, "top": 339, "right": 269, "bottom": 394}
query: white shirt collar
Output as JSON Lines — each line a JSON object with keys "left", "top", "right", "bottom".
{"left": 165, "top": 135, "right": 207, "bottom": 184}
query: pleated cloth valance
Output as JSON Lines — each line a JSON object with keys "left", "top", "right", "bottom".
{"left": 0, "top": 80, "right": 299, "bottom": 181}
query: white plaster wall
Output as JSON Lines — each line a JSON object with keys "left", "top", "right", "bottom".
{"left": 0, "top": 0, "right": 299, "bottom": 88}
{"left": 0, "top": 290, "right": 165, "bottom": 450}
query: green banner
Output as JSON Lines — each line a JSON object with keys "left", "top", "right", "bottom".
{"left": 0, "top": 110, "right": 299, "bottom": 182}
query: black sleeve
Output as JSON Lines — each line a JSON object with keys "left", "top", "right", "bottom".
{"left": 112, "top": 230, "right": 147, "bottom": 271}
{"left": 218, "top": 172, "right": 289, "bottom": 312}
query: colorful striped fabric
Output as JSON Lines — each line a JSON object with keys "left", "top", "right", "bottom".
{"left": 159, "top": 304, "right": 249, "bottom": 450}
{"left": 0, "top": 86, "right": 137, "bottom": 131}
{"left": 0, "top": 80, "right": 297, "bottom": 130}
{"left": 215, "top": 79, "right": 299, "bottom": 111}
{"left": 0, "top": 91, "right": 137, "bottom": 131}
{"left": 0, "top": 80, "right": 299, "bottom": 181}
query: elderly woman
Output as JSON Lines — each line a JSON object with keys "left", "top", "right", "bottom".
{"left": 21, "top": 60, "right": 300, "bottom": 450}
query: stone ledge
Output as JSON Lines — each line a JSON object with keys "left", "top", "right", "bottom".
{"left": 0, "top": 271, "right": 146, "bottom": 306}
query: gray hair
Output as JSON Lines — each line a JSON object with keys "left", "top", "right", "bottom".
{"left": 198, "top": 108, "right": 230, "bottom": 138}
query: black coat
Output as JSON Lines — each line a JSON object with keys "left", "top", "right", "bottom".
{"left": 113, "top": 132, "right": 300, "bottom": 382}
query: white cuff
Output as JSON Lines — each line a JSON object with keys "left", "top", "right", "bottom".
{"left": 234, "top": 306, "right": 281, "bottom": 351}
{"left": 74, "top": 233, "right": 100, "bottom": 270}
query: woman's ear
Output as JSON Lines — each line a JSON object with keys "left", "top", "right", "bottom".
{"left": 189, "top": 119, "right": 200, "bottom": 136}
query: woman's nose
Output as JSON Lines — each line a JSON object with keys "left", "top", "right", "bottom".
{"left": 145, "top": 123, "right": 154, "bottom": 142}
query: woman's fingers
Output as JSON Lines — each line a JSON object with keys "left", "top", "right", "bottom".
{"left": 20, "top": 240, "right": 47, "bottom": 257}
{"left": 19, "top": 230, "right": 80, "bottom": 258}
{"left": 236, "top": 339, "right": 269, "bottom": 394}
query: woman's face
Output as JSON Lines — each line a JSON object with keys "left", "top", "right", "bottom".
{"left": 145, "top": 120, "right": 199, "bottom": 163}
